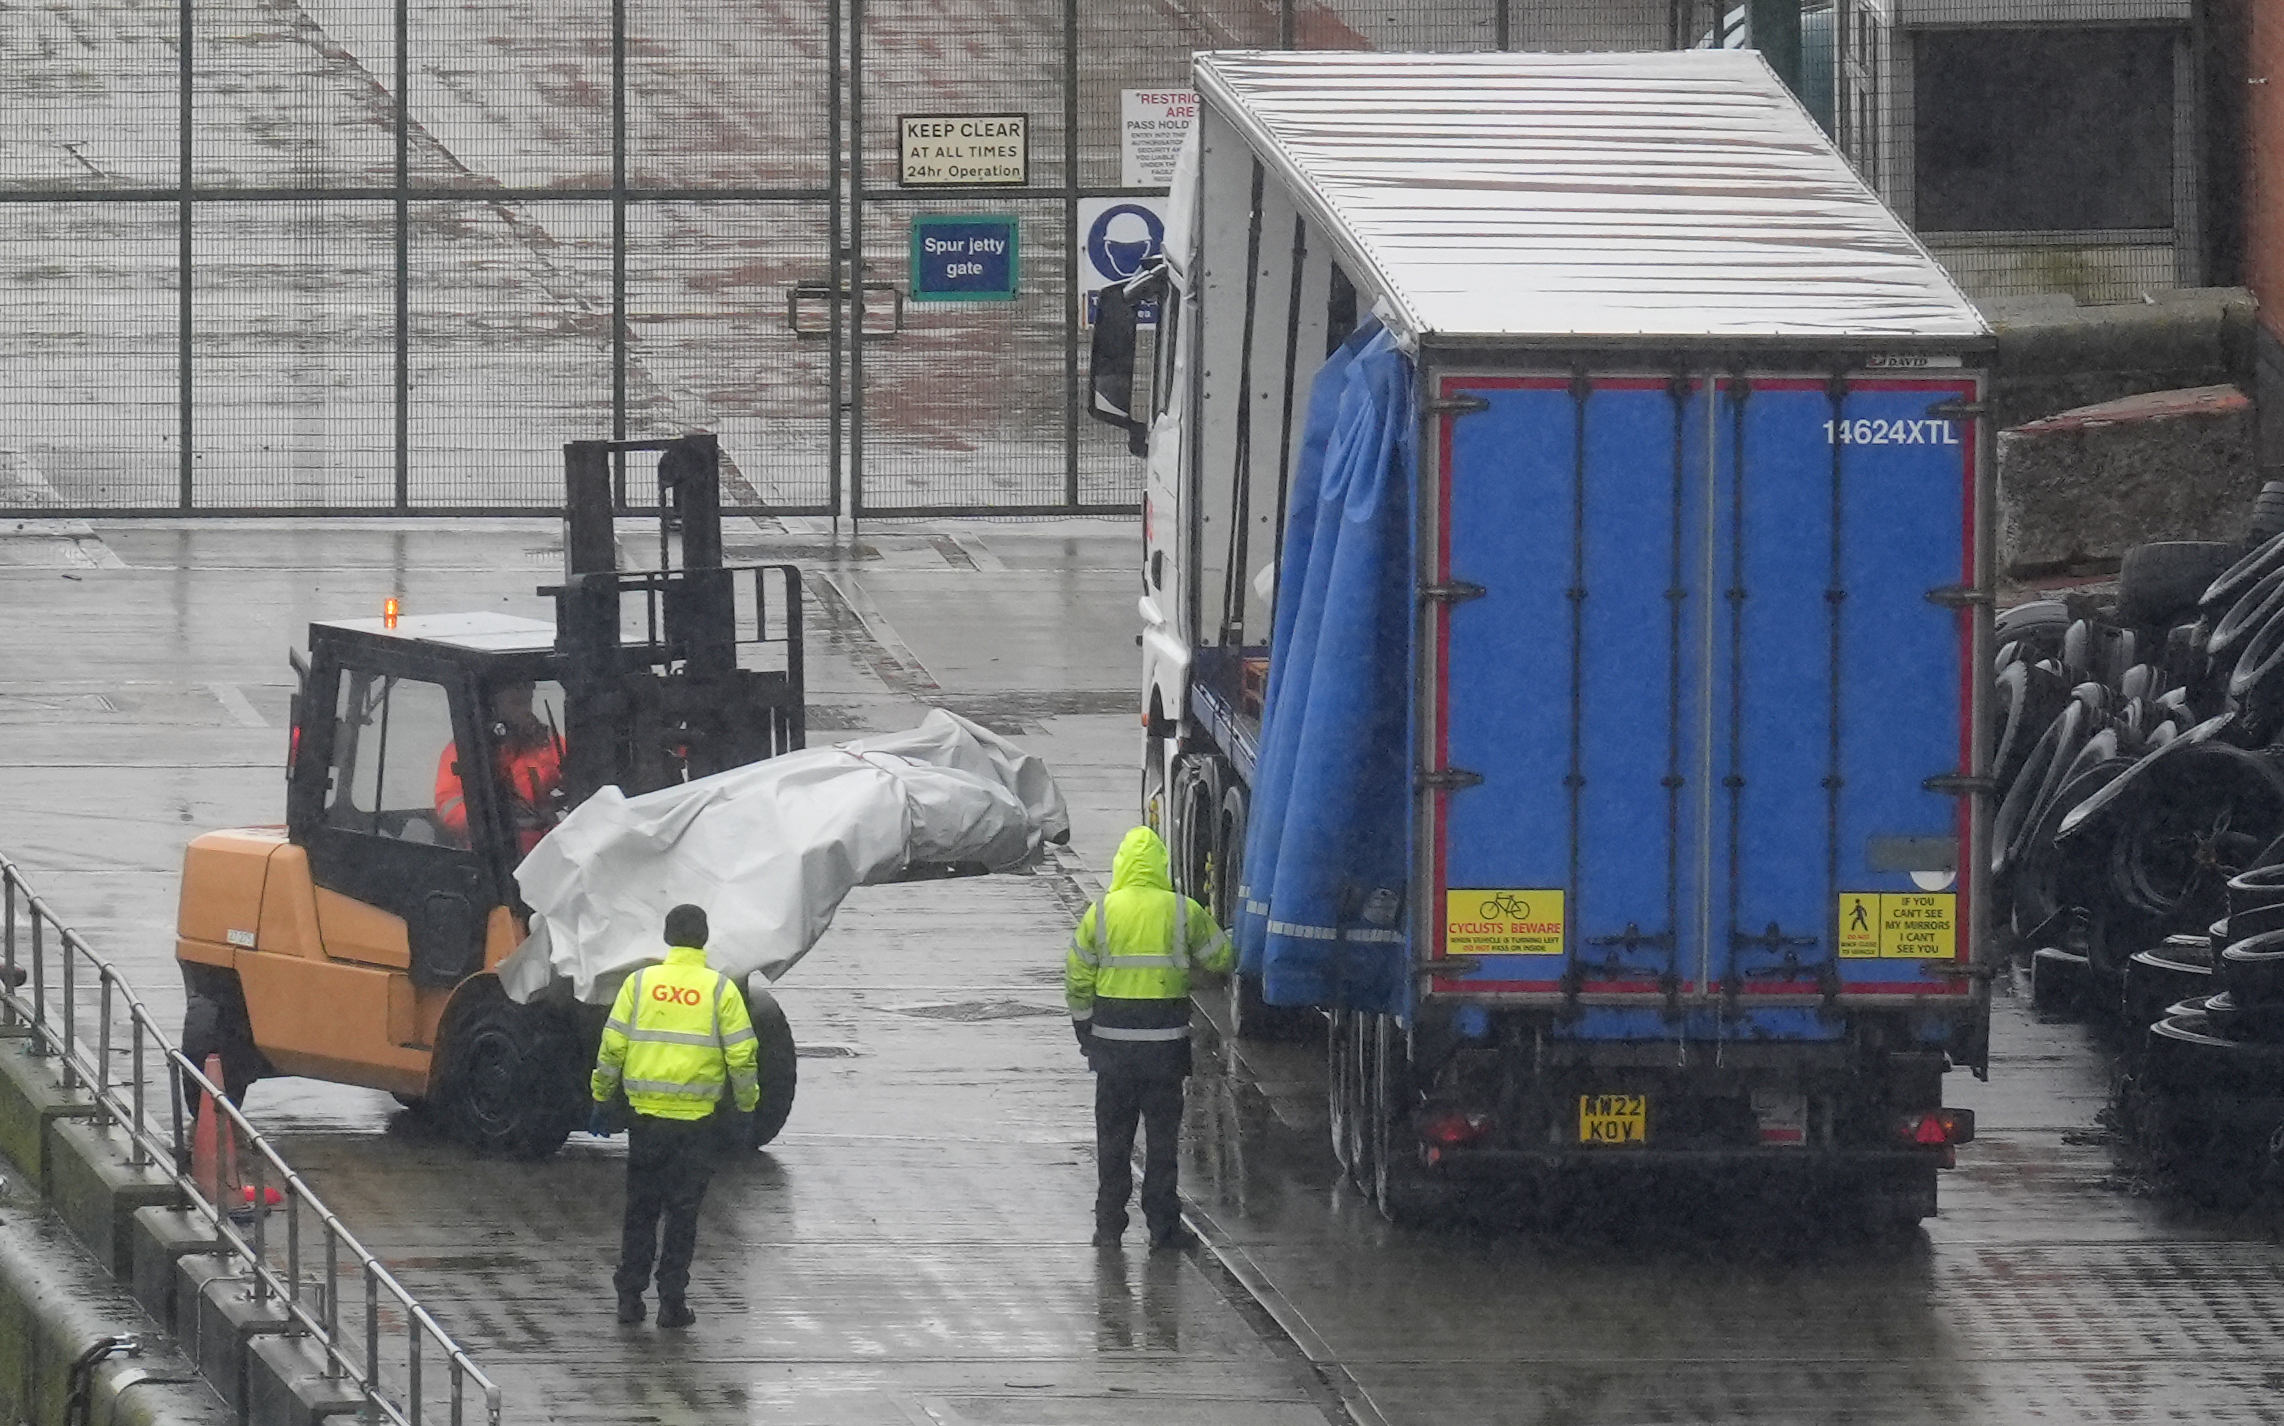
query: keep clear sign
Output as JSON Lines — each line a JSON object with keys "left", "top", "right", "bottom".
{"left": 1119, "top": 89, "right": 1196, "bottom": 187}
{"left": 1076, "top": 197, "right": 1166, "bottom": 328}
{"left": 899, "top": 114, "right": 1027, "bottom": 187}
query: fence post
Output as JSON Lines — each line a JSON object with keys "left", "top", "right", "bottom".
{"left": 59, "top": 927, "right": 75, "bottom": 1087}
{"left": 29, "top": 914, "right": 46, "bottom": 1058}
{"left": 2, "top": 871, "right": 16, "bottom": 1029}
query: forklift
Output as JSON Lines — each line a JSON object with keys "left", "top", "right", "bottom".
{"left": 174, "top": 435, "right": 806, "bottom": 1158}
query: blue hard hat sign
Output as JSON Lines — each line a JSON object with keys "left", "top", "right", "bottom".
{"left": 1087, "top": 203, "right": 1164, "bottom": 282}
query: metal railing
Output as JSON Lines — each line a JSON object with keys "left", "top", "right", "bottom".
{"left": 0, "top": 853, "right": 502, "bottom": 1426}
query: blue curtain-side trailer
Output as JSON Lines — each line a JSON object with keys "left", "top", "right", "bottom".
{"left": 1092, "top": 50, "right": 1995, "bottom": 1226}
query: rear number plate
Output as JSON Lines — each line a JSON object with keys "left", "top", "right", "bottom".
{"left": 1579, "top": 1094, "right": 1646, "bottom": 1145}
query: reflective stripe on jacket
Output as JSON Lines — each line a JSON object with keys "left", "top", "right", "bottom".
{"left": 591, "top": 945, "right": 762, "bottom": 1120}
{"left": 1067, "top": 826, "right": 1234, "bottom": 1075}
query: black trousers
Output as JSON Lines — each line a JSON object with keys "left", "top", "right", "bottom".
{"left": 614, "top": 1113, "right": 719, "bottom": 1301}
{"left": 1094, "top": 1072, "right": 1184, "bottom": 1234}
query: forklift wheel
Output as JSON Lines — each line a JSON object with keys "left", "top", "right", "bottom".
{"left": 435, "top": 991, "right": 584, "bottom": 1159}
{"left": 732, "top": 981, "right": 799, "bottom": 1151}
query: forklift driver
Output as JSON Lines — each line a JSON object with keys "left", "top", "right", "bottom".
{"left": 434, "top": 680, "right": 565, "bottom": 855}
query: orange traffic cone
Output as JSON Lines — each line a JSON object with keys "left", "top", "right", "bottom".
{"left": 190, "top": 1053, "right": 241, "bottom": 1210}
{"left": 190, "top": 1055, "right": 284, "bottom": 1218}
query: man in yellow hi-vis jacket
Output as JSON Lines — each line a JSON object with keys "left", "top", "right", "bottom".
{"left": 591, "top": 904, "right": 759, "bottom": 1328}
{"left": 1067, "top": 826, "right": 1234, "bottom": 1251}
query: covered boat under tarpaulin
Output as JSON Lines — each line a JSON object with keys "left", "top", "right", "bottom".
{"left": 497, "top": 709, "right": 1070, "bottom": 1005}
{"left": 1234, "top": 321, "right": 1416, "bottom": 1017}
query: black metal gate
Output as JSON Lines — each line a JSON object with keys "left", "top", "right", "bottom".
{"left": 0, "top": 0, "right": 1715, "bottom": 518}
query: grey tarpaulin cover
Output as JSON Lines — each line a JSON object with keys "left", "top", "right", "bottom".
{"left": 496, "top": 709, "right": 1069, "bottom": 1005}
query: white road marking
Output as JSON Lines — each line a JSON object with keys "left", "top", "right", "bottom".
{"left": 206, "top": 682, "right": 269, "bottom": 729}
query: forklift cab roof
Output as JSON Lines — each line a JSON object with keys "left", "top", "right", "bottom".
{"left": 314, "top": 612, "right": 558, "bottom": 657}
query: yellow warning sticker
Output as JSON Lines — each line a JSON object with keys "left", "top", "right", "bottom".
{"left": 1836, "top": 892, "right": 1958, "bottom": 959}
{"left": 1446, "top": 890, "right": 1565, "bottom": 956}
{"left": 1838, "top": 892, "right": 1881, "bottom": 958}
{"left": 1878, "top": 892, "right": 1956, "bottom": 958}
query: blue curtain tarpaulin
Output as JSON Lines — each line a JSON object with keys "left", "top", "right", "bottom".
{"left": 1233, "top": 320, "right": 1415, "bottom": 1016}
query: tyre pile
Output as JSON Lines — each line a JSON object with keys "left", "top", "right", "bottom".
{"left": 1993, "top": 483, "right": 2284, "bottom": 1181}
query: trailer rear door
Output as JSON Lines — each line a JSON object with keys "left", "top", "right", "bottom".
{"left": 1425, "top": 370, "right": 1981, "bottom": 1022}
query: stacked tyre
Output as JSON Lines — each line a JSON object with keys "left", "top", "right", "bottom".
{"left": 2136, "top": 868, "right": 2284, "bottom": 1182}
{"left": 1996, "top": 491, "right": 2284, "bottom": 1189}
{"left": 1997, "top": 507, "right": 2284, "bottom": 1009}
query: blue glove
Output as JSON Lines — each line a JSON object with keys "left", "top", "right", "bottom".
{"left": 588, "top": 1103, "right": 613, "bottom": 1137}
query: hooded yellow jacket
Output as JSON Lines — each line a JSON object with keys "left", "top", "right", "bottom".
{"left": 1066, "top": 826, "right": 1234, "bottom": 1075}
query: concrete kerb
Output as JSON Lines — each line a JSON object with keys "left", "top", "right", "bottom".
{"left": 52, "top": 1114, "right": 189, "bottom": 1278}
{"left": 133, "top": 1205, "right": 224, "bottom": 1337}
{"left": 246, "top": 1332, "right": 368, "bottom": 1426}
{"left": 176, "top": 1251, "right": 298, "bottom": 1420}
{"left": 0, "top": 1029, "right": 106, "bottom": 1194}
{"left": 0, "top": 1210, "right": 229, "bottom": 1426}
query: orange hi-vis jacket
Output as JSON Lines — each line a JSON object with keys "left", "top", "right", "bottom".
{"left": 435, "top": 735, "right": 563, "bottom": 853}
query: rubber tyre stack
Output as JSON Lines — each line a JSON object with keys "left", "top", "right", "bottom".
{"left": 2123, "top": 939, "right": 2215, "bottom": 1033}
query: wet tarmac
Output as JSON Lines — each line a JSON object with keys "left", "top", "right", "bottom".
{"left": 12, "top": 516, "right": 2284, "bottom": 1423}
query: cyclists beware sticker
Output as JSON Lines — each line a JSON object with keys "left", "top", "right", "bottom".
{"left": 1446, "top": 890, "right": 1565, "bottom": 956}
{"left": 1836, "top": 892, "right": 1956, "bottom": 958}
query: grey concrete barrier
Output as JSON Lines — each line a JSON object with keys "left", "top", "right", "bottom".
{"left": 0, "top": 1026, "right": 105, "bottom": 1196}
{"left": 0, "top": 1208, "right": 228, "bottom": 1426}
{"left": 1989, "top": 288, "right": 2258, "bottom": 432}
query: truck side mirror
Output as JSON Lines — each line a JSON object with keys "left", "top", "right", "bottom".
{"left": 1087, "top": 270, "right": 1163, "bottom": 457}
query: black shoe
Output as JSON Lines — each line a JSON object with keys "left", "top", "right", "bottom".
{"left": 1148, "top": 1223, "right": 1198, "bottom": 1253}
{"left": 657, "top": 1299, "right": 696, "bottom": 1329}
{"left": 1091, "top": 1224, "right": 1123, "bottom": 1248}
{"left": 615, "top": 1293, "right": 645, "bottom": 1325}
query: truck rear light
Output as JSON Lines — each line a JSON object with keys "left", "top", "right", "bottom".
{"left": 1418, "top": 1109, "right": 1492, "bottom": 1148}
{"left": 1898, "top": 1108, "right": 1974, "bottom": 1146}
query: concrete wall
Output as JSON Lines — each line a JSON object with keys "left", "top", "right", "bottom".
{"left": 1986, "top": 287, "right": 2257, "bottom": 430}
{"left": 1997, "top": 383, "right": 2258, "bottom": 575}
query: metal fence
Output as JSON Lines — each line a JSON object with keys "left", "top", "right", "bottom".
{"left": 1, "top": 0, "right": 2208, "bottom": 518}
{"left": 0, "top": 853, "right": 501, "bottom": 1426}
{"left": 0, "top": 0, "right": 1731, "bottom": 519}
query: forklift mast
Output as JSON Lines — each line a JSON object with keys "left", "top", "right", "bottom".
{"left": 549, "top": 433, "right": 805, "bottom": 806}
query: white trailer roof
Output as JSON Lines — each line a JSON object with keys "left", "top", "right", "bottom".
{"left": 1193, "top": 50, "right": 1989, "bottom": 346}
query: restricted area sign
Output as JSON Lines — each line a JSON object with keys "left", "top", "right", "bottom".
{"left": 1445, "top": 889, "right": 1565, "bottom": 957}
{"left": 909, "top": 215, "right": 1019, "bottom": 302}
{"left": 899, "top": 113, "right": 1028, "bottom": 187}
{"left": 1076, "top": 197, "right": 1166, "bottom": 327}
{"left": 1120, "top": 89, "right": 1196, "bottom": 187}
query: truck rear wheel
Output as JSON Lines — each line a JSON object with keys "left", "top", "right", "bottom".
{"left": 434, "top": 988, "right": 584, "bottom": 1159}
{"left": 1342, "top": 1011, "right": 1377, "bottom": 1190}
{"left": 1369, "top": 1013, "right": 1453, "bottom": 1226}
{"left": 1855, "top": 1165, "right": 1938, "bottom": 1233}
